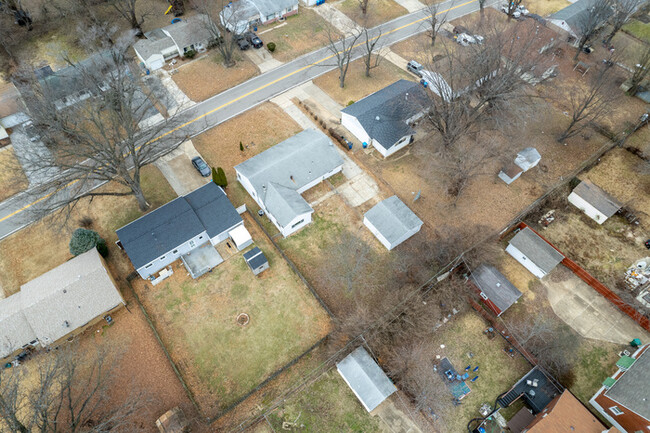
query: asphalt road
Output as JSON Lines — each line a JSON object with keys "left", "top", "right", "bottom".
{"left": 0, "top": 0, "right": 483, "bottom": 240}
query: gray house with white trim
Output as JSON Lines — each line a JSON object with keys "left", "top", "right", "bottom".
{"left": 235, "top": 129, "right": 343, "bottom": 237}
{"left": 506, "top": 227, "right": 564, "bottom": 279}
{"left": 341, "top": 80, "right": 429, "bottom": 158}
{"left": 116, "top": 182, "right": 249, "bottom": 279}
{"left": 337, "top": 346, "right": 397, "bottom": 412}
{"left": 364, "top": 196, "right": 423, "bottom": 250}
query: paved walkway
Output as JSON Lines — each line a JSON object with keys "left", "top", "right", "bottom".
{"left": 244, "top": 48, "right": 283, "bottom": 73}
{"left": 10, "top": 128, "right": 59, "bottom": 186}
{"left": 154, "top": 140, "right": 209, "bottom": 196}
{"left": 156, "top": 69, "right": 195, "bottom": 107}
{"left": 373, "top": 398, "right": 422, "bottom": 433}
{"left": 393, "top": 0, "right": 426, "bottom": 12}
{"left": 381, "top": 47, "right": 410, "bottom": 71}
{"left": 313, "top": 3, "right": 361, "bottom": 34}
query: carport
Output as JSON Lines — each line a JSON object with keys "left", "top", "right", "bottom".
{"left": 181, "top": 242, "right": 223, "bottom": 279}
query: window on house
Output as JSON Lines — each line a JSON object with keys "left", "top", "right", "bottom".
{"left": 609, "top": 406, "right": 623, "bottom": 416}
{"left": 145, "top": 264, "right": 153, "bottom": 268}
{"left": 189, "top": 240, "right": 196, "bottom": 248}
{"left": 160, "top": 255, "right": 166, "bottom": 260}
{"left": 173, "top": 250, "right": 178, "bottom": 254}
{"left": 480, "top": 292, "right": 488, "bottom": 300}
{"left": 267, "top": 14, "right": 275, "bottom": 20}
{"left": 291, "top": 219, "right": 305, "bottom": 229}
{"left": 199, "top": 236, "right": 203, "bottom": 240}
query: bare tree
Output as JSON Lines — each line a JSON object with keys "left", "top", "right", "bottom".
{"left": 423, "top": 0, "right": 451, "bottom": 47}
{"left": 361, "top": 27, "right": 383, "bottom": 77}
{"left": 557, "top": 62, "right": 619, "bottom": 142}
{"left": 357, "top": 0, "right": 370, "bottom": 15}
{"left": 604, "top": 0, "right": 639, "bottom": 43}
{"left": 324, "top": 21, "right": 363, "bottom": 88}
{"left": 573, "top": 0, "right": 612, "bottom": 60}
{"left": 628, "top": 44, "right": 650, "bottom": 94}
{"left": 110, "top": 0, "right": 150, "bottom": 37}
{"left": 505, "top": 0, "right": 523, "bottom": 19}
{"left": 319, "top": 232, "right": 374, "bottom": 294}
{"left": 196, "top": 0, "right": 241, "bottom": 67}
{"left": 16, "top": 35, "right": 187, "bottom": 216}
{"left": 478, "top": 0, "right": 487, "bottom": 15}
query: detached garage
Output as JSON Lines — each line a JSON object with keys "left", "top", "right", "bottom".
{"left": 364, "top": 196, "right": 423, "bottom": 250}
{"left": 568, "top": 180, "right": 621, "bottom": 224}
{"left": 506, "top": 227, "right": 564, "bottom": 279}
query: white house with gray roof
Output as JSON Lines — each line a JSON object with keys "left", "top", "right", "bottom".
{"left": 341, "top": 79, "right": 429, "bottom": 158}
{"left": 0, "top": 249, "right": 125, "bottom": 363}
{"left": 364, "top": 196, "right": 423, "bottom": 250}
{"left": 235, "top": 129, "right": 343, "bottom": 237}
{"left": 221, "top": 0, "right": 299, "bottom": 33}
{"left": 506, "top": 227, "right": 564, "bottom": 279}
{"left": 134, "top": 15, "right": 215, "bottom": 71}
{"left": 116, "top": 182, "right": 249, "bottom": 279}
{"left": 568, "top": 180, "right": 621, "bottom": 224}
{"left": 337, "top": 346, "right": 397, "bottom": 412}
{"left": 548, "top": 0, "right": 618, "bottom": 37}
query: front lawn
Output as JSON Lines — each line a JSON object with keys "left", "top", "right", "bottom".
{"left": 266, "top": 371, "right": 385, "bottom": 432}
{"left": 0, "top": 146, "right": 28, "bottom": 202}
{"left": 132, "top": 213, "right": 331, "bottom": 416}
{"left": 258, "top": 8, "right": 332, "bottom": 63}
{"left": 335, "top": 0, "right": 408, "bottom": 27}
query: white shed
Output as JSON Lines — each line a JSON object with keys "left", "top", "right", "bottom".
{"left": 364, "top": 196, "right": 423, "bottom": 250}
{"left": 506, "top": 227, "right": 564, "bottom": 279}
{"left": 568, "top": 180, "right": 621, "bottom": 224}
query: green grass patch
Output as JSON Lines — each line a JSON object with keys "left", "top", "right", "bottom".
{"left": 570, "top": 341, "right": 621, "bottom": 403}
{"left": 623, "top": 19, "right": 650, "bottom": 43}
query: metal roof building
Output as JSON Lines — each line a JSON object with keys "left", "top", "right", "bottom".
{"left": 506, "top": 227, "right": 564, "bottom": 278}
{"left": 471, "top": 264, "right": 522, "bottom": 316}
{"left": 568, "top": 180, "right": 621, "bottom": 224}
{"left": 364, "top": 196, "right": 423, "bottom": 250}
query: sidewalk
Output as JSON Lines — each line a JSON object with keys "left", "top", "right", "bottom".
{"left": 313, "top": 3, "right": 361, "bottom": 34}
{"left": 393, "top": 0, "right": 425, "bottom": 12}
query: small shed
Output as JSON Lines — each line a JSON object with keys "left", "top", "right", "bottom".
{"left": 228, "top": 224, "right": 253, "bottom": 250}
{"left": 515, "top": 147, "right": 541, "bottom": 172}
{"left": 568, "top": 180, "right": 621, "bottom": 224}
{"left": 471, "top": 264, "right": 522, "bottom": 316}
{"left": 156, "top": 407, "right": 189, "bottom": 433}
{"left": 243, "top": 247, "right": 269, "bottom": 276}
{"left": 506, "top": 227, "right": 564, "bottom": 279}
{"left": 336, "top": 346, "right": 397, "bottom": 412}
{"left": 364, "top": 196, "right": 423, "bottom": 250}
{"left": 499, "top": 163, "right": 524, "bottom": 185}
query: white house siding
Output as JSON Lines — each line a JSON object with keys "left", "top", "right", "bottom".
{"left": 280, "top": 212, "right": 313, "bottom": 237}
{"left": 137, "top": 231, "right": 209, "bottom": 278}
{"left": 505, "top": 244, "right": 547, "bottom": 279}
{"left": 364, "top": 217, "right": 393, "bottom": 250}
{"left": 146, "top": 54, "right": 165, "bottom": 71}
{"left": 296, "top": 165, "right": 343, "bottom": 194}
{"left": 210, "top": 221, "right": 243, "bottom": 245}
{"left": 236, "top": 171, "right": 265, "bottom": 210}
{"left": 377, "top": 134, "right": 412, "bottom": 158}
{"left": 568, "top": 192, "right": 608, "bottom": 224}
{"left": 341, "top": 113, "right": 371, "bottom": 145}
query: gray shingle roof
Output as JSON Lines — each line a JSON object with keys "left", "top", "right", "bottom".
{"left": 0, "top": 293, "right": 37, "bottom": 359}
{"left": 134, "top": 35, "right": 175, "bottom": 61}
{"left": 243, "top": 247, "right": 268, "bottom": 269}
{"left": 550, "top": 0, "right": 615, "bottom": 28}
{"left": 117, "top": 183, "right": 241, "bottom": 269}
{"left": 572, "top": 180, "right": 621, "bottom": 217}
{"left": 337, "top": 346, "right": 397, "bottom": 412}
{"left": 509, "top": 227, "right": 564, "bottom": 274}
{"left": 606, "top": 347, "right": 650, "bottom": 420}
{"left": 265, "top": 182, "right": 312, "bottom": 227}
{"left": 341, "top": 80, "right": 428, "bottom": 150}
{"left": 19, "top": 249, "right": 124, "bottom": 346}
{"left": 471, "top": 264, "right": 522, "bottom": 314}
{"left": 235, "top": 129, "right": 343, "bottom": 227}
{"left": 163, "top": 15, "right": 214, "bottom": 50}
{"left": 364, "top": 196, "right": 423, "bottom": 246}
{"left": 253, "top": 0, "right": 297, "bottom": 16}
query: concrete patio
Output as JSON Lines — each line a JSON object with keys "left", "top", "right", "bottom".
{"left": 181, "top": 242, "right": 224, "bottom": 279}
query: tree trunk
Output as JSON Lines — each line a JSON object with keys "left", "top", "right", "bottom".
{"left": 339, "top": 69, "right": 346, "bottom": 88}
{"left": 130, "top": 183, "right": 150, "bottom": 211}
{"left": 574, "top": 37, "right": 587, "bottom": 61}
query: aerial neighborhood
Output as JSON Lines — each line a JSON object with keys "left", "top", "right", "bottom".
{"left": 2, "top": 0, "right": 650, "bottom": 431}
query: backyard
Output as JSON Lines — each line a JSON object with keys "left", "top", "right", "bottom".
{"left": 257, "top": 8, "right": 333, "bottom": 63}
{"left": 0, "top": 165, "right": 176, "bottom": 297}
{"left": 171, "top": 52, "right": 259, "bottom": 102}
{"left": 0, "top": 146, "right": 28, "bottom": 202}
{"left": 335, "top": 0, "right": 408, "bottom": 27}
{"left": 623, "top": 18, "right": 650, "bottom": 43}
{"left": 132, "top": 213, "right": 331, "bottom": 416}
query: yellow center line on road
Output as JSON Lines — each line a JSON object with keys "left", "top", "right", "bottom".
{"left": 0, "top": 0, "right": 476, "bottom": 225}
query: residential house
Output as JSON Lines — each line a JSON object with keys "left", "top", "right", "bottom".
{"left": 0, "top": 249, "right": 125, "bottom": 363}
{"left": 0, "top": 80, "right": 26, "bottom": 145}
{"left": 221, "top": 0, "right": 299, "bottom": 34}
{"left": 507, "top": 390, "right": 606, "bottom": 433}
{"left": 116, "top": 182, "right": 251, "bottom": 279}
{"left": 499, "top": 147, "right": 542, "bottom": 185}
{"left": 498, "top": 367, "right": 563, "bottom": 415}
{"left": 568, "top": 180, "right": 621, "bottom": 224}
{"left": 470, "top": 264, "right": 522, "bottom": 317}
{"left": 506, "top": 227, "right": 564, "bottom": 279}
{"left": 243, "top": 246, "right": 269, "bottom": 276}
{"left": 548, "top": 0, "right": 615, "bottom": 38}
{"left": 235, "top": 129, "right": 343, "bottom": 237}
{"left": 590, "top": 344, "right": 650, "bottom": 432}
{"left": 341, "top": 80, "right": 429, "bottom": 158}
{"left": 363, "top": 196, "right": 423, "bottom": 250}
{"left": 336, "top": 346, "right": 397, "bottom": 412}
{"left": 134, "top": 15, "right": 216, "bottom": 71}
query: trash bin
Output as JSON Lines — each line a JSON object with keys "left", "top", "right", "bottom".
{"left": 362, "top": 142, "right": 368, "bottom": 149}
{"left": 631, "top": 338, "right": 642, "bottom": 347}
{"left": 348, "top": 142, "right": 353, "bottom": 150}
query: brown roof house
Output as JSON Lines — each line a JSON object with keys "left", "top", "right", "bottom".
{"left": 0, "top": 248, "right": 125, "bottom": 363}
{"left": 590, "top": 344, "right": 650, "bottom": 433}
{"left": 508, "top": 390, "right": 606, "bottom": 433}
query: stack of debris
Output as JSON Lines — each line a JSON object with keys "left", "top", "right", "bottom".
{"left": 625, "top": 258, "right": 650, "bottom": 290}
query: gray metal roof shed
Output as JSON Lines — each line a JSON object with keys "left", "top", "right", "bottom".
{"left": 364, "top": 196, "right": 423, "bottom": 250}
{"left": 571, "top": 180, "right": 621, "bottom": 218}
{"left": 337, "top": 346, "right": 397, "bottom": 412}
{"left": 471, "top": 264, "right": 522, "bottom": 315}
{"left": 243, "top": 247, "right": 268, "bottom": 271}
{"left": 508, "top": 227, "right": 564, "bottom": 275}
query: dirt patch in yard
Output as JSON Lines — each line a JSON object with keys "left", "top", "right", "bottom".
{"left": 335, "top": 0, "right": 408, "bottom": 27}
{"left": 132, "top": 213, "right": 331, "bottom": 416}
{"left": 0, "top": 146, "right": 28, "bottom": 202}
{"left": 171, "top": 53, "right": 259, "bottom": 102}
{"left": 313, "top": 57, "right": 414, "bottom": 107}
{"left": 258, "top": 8, "right": 332, "bottom": 63}
{"left": 0, "top": 165, "right": 176, "bottom": 297}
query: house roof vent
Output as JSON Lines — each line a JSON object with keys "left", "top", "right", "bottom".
{"left": 375, "top": 116, "right": 380, "bottom": 121}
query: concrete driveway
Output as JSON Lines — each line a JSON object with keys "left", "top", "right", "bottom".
{"left": 372, "top": 397, "right": 422, "bottom": 433}
{"left": 541, "top": 267, "right": 650, "bottom": 344}
{"left": 154, "top": 140, "right": 209, "bottom": 196}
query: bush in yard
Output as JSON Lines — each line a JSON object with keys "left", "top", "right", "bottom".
{"left": 212, "top": 167, "right": 219, "bottom": 184}
{"left": 267, "top": 42, "right": 276, "bottom": 52}
{"left": 184, "top": 49, "right": 196, "bottom": 59}
{"left": 69, "top": 228, "right": 108, "bottom": 257}
{"left": 213, "top": 167, "right": 228, "bottom": 187}
{"left": 347, "top": 100, "right": 355, "bottom": 106}
{"left": 240, "top": 141, "right": 244, "bottom": 151}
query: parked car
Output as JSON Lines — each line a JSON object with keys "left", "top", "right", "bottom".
{"left": 406, "top": 60, "right": 423, "bottom": 77}
{"left": 236, "top": 35, "right": 250, "bottom": 50}
{"left": 501, "top": 4, "right": 521, "bottom": 18}
{"left": 246, "top": 32, "right": 263, "bottom": 49}
{"left": 191, "top": 156, "right": 211, "bottom": 177}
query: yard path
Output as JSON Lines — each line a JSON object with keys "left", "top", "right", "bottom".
{"left": 393, "top": 0, "right": 426, "bottom": 12}
{"left": 244, "top": 48, "right": 283, "bottom": 73}
{"left": 0, "top": 0, "right": 490, "bottom": 240}
{"left": 313, "top": 3, "right": 362, "bottom": 34}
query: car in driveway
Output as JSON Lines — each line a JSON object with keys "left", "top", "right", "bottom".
{"left": 246, "top": 32, "right": 263, "bottom": 49}
{"left": 191, "top": 156, "right": 211, "bottom": 177}
{"left": 236, "top": 35, "right": 250, "bottom": 50}
{"left": 406, "top": 60, "right": 423, "bottom": 77}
